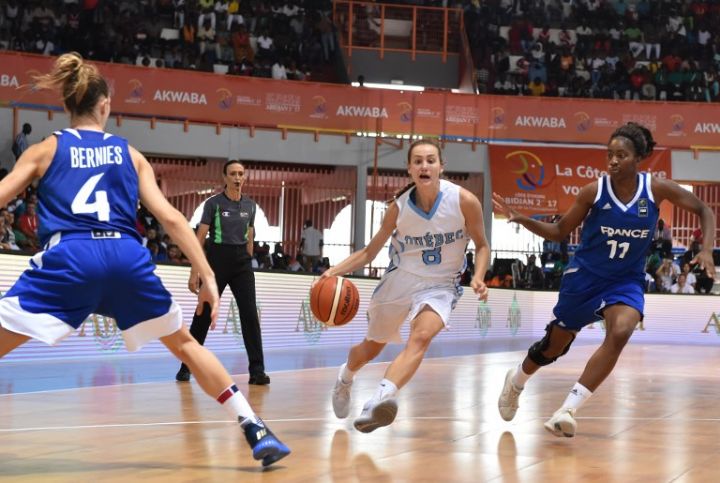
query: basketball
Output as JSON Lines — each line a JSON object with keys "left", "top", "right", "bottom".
{"left": 310, "top": 276, "right": 360, "bottom": 326}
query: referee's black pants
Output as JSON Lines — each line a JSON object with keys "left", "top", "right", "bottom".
{"left": 183, "top": 244, "right": 266, "bottom": 376}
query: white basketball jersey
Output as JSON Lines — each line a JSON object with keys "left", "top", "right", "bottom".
{"left": 388, "top": 179, "right": 468, "bottom": 279}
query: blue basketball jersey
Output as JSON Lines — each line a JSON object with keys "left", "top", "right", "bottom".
{"left": 37, "top": 129, "right": 139, "bottom": 245}
{"left": 572, "top": 172, "right": 659, "bottom": 280}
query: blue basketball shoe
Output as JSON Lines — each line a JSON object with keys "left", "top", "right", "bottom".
{"left": 241, "top": 418, "right": 291, "bottom": 467}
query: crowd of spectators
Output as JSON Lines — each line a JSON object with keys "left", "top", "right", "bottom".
{"left": 0, "top": 0, "right": 336, "bottom": 81}
{"left": 6, "top": 1, "right": 720, "bottom": 102}
{"left": 644, "top": 226, "right": 716, "bottom": 294}
{"left": 253, "top": 240, "right": 331, "bottom": 273}
{"left": 465, "top": 0, "right": 720, "bottom": 102}
{"left": 0, "top": 182, "right": 42, "bottom": 253}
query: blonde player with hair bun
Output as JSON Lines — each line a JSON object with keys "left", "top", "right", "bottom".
{"left": 0, "top": 53, "right": 290, "bottom": 467}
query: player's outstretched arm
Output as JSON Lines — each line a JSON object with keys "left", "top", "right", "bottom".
{"left": 653, "top": 177, "right": 716, "bottom": 278}
{"left": 492, "top": 182, "right": 596, "bottom": 242}
{"left": 460, "top": 188, "right": 490, "bottom": 301}
{"left": 131, "top": 146, "right": 220, "bottom": 325}
{"left": 321, "top": 202, "right": 399, "bottom": 279}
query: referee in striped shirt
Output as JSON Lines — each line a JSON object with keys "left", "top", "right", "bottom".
{"left": 176, "top": 160, "right": 270, "bottom": 385}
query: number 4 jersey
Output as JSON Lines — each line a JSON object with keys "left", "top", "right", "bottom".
{"left": 37, "top": 129, "right": 140, "bottom": 245}
{"left": 572, "top": 172, "right": 659, "bottom": 280}
{"left": 388, "top": 179, "right": 469, "bottom": 280}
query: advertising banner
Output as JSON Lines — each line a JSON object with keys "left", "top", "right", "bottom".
{"left": 1, "top": 52, "right": 719, "bottom": 148}
{"left": 489, "top": 144, "right": 672, "bottom": 218}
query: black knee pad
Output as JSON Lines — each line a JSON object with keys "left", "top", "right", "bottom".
{"left": 527, "top": 322, "right": 576, "bottom": 366}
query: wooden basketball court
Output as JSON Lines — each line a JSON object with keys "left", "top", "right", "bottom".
{"left": 0, "top": 343, "right": 718, "bottom": 482}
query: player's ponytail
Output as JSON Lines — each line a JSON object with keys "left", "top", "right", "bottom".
{"left": 33, "top": 52, "right": 108, "bottom": 117}
{"left": 392, "top": 182, "right": 416, "bottom": 201}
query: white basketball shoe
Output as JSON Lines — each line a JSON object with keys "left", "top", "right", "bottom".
{"left": 498, "top": 368, "right": 523, "bottom": 421}
{"left": 544, "top": 408, "right": 577, "bottom": 437}
{"left": 332, "top": 374, "right": 353, "bottom": 419}
{"left": 353, "top": 397, "right": 398, "bottom": 433}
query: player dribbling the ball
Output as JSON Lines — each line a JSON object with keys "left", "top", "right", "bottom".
{"left": 317, "top": 139, "right": 490, "bottom": 433}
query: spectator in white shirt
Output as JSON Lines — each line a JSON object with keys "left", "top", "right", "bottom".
{"left": 656, "top": 257, "right": 679, "bottom": 293}
{"left": 197, "top": 19, "right": 216, "bottom": 54}
{"left": 680, "top": 262, "right": 697, "bottom": 289}
{"left": 256, "top": 30, "right": 274, "bottom": 58}
{"left": 299, "top": 219, "right": 323, "bottom": 272}
{"left": 271, "top": 59, "right": 287, "bottom": 80}
{"left": 698, "top": 27, "right": 711, "bottom": 47}
{"left": 671, "top": 273, "right": 695, "bottom": 294}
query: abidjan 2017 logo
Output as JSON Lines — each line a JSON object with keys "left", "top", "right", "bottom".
{"left": 397, "top": 102, "right": 413, "bottom": 123}
{"left": 490, "top": 107, "right": 505, "bottom": 129}
{"left": 475, "top": 300, "right": 492, "bottom": 336}
{"left": 574, "top": 112, "right": 592, "bottom": 132}
{"left": 126, "top": 79, "right": 144, "bottom": 104}
{"left": 79, "top": 314, "right": 122, "bottom": 352}
{"left": 217, "top": 88, "right": 233, "bottom": 110}
{"left": 670, "top": 114, "right": 685, "bottom": 135}
{"left": 506, "top": 293, "right": 521, "bottom": 335}
{"left": 224, "top": 299, "right": 262, "bottom": 345}
{"left": 310, "top": 95, "right": 327, "bottom": 119}
{"left": 295, "top": 295, "right": 325, "bottom": 344}
{"left": 506, "top": 150, "right": 554, "bottom": 191}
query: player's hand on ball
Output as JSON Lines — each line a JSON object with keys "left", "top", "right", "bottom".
{"left": 312, "top": 270, "right": 333, "bottom": 290}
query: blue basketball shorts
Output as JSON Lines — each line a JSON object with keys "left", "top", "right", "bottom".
{"left": 0, "top": 232, "right": 182, "bottom": 351}
{"left": 551, "top": 265, "right": 645, "bottom": 331}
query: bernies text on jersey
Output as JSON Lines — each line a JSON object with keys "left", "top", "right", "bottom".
{"left": 70, "top": 145, "right": 124, "bottom": 168}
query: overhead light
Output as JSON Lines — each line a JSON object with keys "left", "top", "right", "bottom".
{"left": 351, "top": 82, "right": 424, "bottom": 92}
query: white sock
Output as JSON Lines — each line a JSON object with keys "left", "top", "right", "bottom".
{"left": 560, "top": 382, "right": 593, "bottom": 411}
{"left": 217, "top": 384, "right": 258, "bottom": 424}
{"left": 511, "top": 363, "right": 532, "bottom": 389}
{"left": 373, "top": 378, "right": 398, "bottom": 401}
{"left": 339, "top": 363, "right": 356, "bottom": 384}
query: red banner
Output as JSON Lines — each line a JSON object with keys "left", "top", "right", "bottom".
{"left": 1, "top": 52, "right": 719, "bottom": 148}
{"left": 489, "top": 145, "right": 672, "bottom": 220}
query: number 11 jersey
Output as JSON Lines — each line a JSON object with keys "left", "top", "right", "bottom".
{"left": 572, "top": 173, "right": 659, "bottom": 280}
{"left": 37, "top": 129, "right": 140, "bottom": 245}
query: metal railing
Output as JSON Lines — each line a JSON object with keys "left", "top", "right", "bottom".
{"left": 332, "top": 0, "right": 463, "bottom": 61}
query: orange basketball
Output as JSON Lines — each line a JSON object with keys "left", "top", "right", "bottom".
{"left": 310, "top": 276, "right": 360, "bottom": 326}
